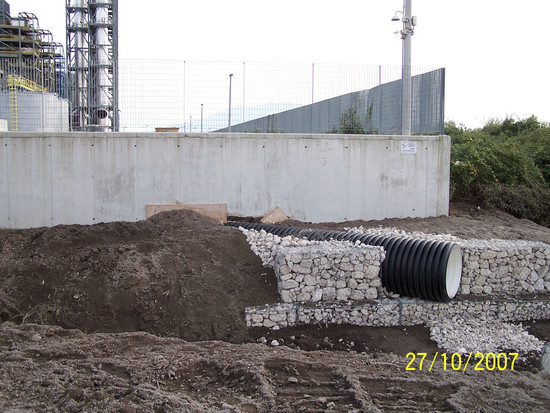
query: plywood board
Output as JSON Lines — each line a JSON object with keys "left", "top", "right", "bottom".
{"left": 146, "top": 203, "right": 227, "bottom": 224}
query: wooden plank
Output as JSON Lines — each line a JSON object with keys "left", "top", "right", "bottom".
{"left": 261, "top": 206, "right": 289, "bottom": 224}
{"left": 146, "top": 203, "right": 227, "bottom": 224}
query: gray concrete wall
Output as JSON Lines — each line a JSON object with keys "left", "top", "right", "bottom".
{"left": 0, "top": 132, "right": 450, "bottom": 228}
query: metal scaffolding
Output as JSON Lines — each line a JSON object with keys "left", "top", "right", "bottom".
{"left": 66, "top": 0, "right": 119, "bottom": 132}
{"left": 0, "top": 0, "right": 66, "bottom": 131}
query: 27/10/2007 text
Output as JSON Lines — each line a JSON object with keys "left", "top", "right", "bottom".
{"left": 405, "top": 352, "right": 519, "bottom": 372}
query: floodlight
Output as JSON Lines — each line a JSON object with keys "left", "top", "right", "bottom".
{"left": 391, "top": 12, "right": 402, "bottom": 21}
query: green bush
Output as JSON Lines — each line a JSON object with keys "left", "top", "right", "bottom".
{"left": 446, "top": 116, "right": 550, "bottom": 226}
{"left": 482, "top": 184, "right": 550, "bottom": 225}
{"left": 332, "top": 106, "right": 366, "bottom": 134}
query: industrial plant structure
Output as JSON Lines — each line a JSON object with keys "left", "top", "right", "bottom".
{"left": 0, "top": 0, "right": 67, "bottom": 131}
{"left": 66, "top": 0, "right": 119, "bottom": 132}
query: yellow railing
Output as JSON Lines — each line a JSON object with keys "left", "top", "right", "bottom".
{"left": 7, "top": 74, "right": 47, "bottom": 92}
{"left": 6, "top": 74, "right": 47, "bottom": 131}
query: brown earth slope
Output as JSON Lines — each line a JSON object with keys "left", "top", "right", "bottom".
{"left": 0, "top": 209, "right": 279, "bottom": 343}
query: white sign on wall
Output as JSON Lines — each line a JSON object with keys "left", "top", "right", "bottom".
{"left": 401, "top": 140, "right": 417, "bottom": 154}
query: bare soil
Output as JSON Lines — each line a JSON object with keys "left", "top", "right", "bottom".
{"left": 1, "top": 203, "right": 549, "bottom": 412}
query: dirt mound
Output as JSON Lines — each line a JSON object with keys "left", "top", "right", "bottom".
{"left": 1, "top": 322, "right": 549, "bottom": 412}
{"left": 0, "top": 209, "right": 278, "bottom": 342}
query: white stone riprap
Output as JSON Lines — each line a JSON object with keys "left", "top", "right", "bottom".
{"left": 244, "top": 300, "right": 548, "bottom": 354}
{"left": 459, "top": 239, "right": 550, "bottom": 296}
{"left": 240, "top": 224, "right": 550, "bottom": 355}
{"left": 346, "top": 226, "right": 550, "bottom": 296}
{"left": 243, "top": 225, "right": 550, "bottom": 298}
{"left": 429, "top": 316, "right": 545, "bottom": 355}
{"left": 240, "top": 228, "right": 336, "bottom": 268}
{"left": 274, "top": 244, "right": 385, "bottom": 303}
{"left": 245, "top": 298, "right": 550, "bottom": 329}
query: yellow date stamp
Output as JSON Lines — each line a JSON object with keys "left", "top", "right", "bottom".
{"left": 405, "top": 352, "right": 519, "bottom": 372}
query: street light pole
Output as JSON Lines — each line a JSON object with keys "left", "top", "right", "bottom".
{"left": 228, "top": 74, "right": 234, "bottom": 132}
{"left": 393, "top": 0, "right": 416, "bottom": 136}
{"left": 402, "top": 0, "right": 412, "bottom": 136}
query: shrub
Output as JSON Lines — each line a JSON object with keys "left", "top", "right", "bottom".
{"left": 446, "top": 116, "right": 550, "bottom": 226}
{"left": 334, "top": 106, "right": 365, "bottom": 134}
{"left": 482, "top": 184, "right": 550, "bottom": 226}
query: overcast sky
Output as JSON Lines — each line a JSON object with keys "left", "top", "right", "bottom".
{"left": 8, "top": 0, "right": 550, "bottom": 128}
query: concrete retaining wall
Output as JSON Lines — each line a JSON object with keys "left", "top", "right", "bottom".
{"left": 0, "top": 132, "right": 451, "bottom": 228}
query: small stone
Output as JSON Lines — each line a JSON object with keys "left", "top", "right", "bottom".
{"left": 251, "top": 314, "right": 264, "bottom": 323}
{"left": 534, "top": 279, "right": 545, "bottom": 291}
{"left": 293, "top": 265, "right": 311, "bottom": 274}
{"left": 470, "top": 286, "right": 483, "bottom": 295}
{"left": 336, "top": 288, "right": 351, "bottom": 301}
{"left": 288, "top": 377, "right": 298, "bottom": 383}
{"left": 281, "top": 279, "right": 299, "bottom": 289}
{"left": 281, "top": 290, "right": 293, "bottom": 303}
{"left": 340, "top": 262, "right": 354, "bottom": 271}
{"left": 480, "top": 250, "right": 497, "bottom": 260}
{"left": 270, "top": 340, "right": 280, "bottom": 346}
{"left": 323, "top": 287, "right": 336, "bottom": 301}
{"left": 370, "top": 278, "right": 382, "bottom": 287}
{"left": 270, "top": 313, "right": 287, "bottom": 322}
{"left": 336, "top": 279, "right": 347, "bottom": 288}
{"left": 278, "top": 265, "right": 291, "bottom": 275}
{"left": 311, "top": 289, "right": 323, "bottom": 302}
{"left": 365, "top": 287, "right": 378, "bottom": 299}
{"left": 350, "top": 290, "right": 365, "bottom": 300}
{"left": 347, "top": 279, "right": 358, "bottom": 289}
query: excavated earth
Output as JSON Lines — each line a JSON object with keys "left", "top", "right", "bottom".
{"left": 1, "top": 203, "right": 549, "bottom": 412}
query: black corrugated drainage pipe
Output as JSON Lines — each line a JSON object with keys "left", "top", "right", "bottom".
{"left": 227, "top": 221, "right": 462, "bottom": 302}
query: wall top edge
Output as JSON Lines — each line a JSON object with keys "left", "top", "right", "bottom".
{"left": 0, "top": 132, "right": 449, "bottom": 141}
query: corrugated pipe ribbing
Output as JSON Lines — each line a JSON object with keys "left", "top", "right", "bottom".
{"left": 228, "top": 222, "right": 462, "bottom": 302}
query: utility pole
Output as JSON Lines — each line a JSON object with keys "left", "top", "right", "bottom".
{"left": 393, "top": 0, "right": 416, "bottom": 136}
{"left": 402, "top": 0, "right": 413, "bottom": 136}
{"left": 228, "top": 73, "right": 233, "bottom": 132}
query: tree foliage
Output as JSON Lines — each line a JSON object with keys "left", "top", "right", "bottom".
{"left": 446, "top": 116, "right": 550, "bottom": 226}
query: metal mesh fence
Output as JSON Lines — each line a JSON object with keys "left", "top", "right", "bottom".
{"left": 218, "top": 68, "right": 445, "bottom": 135}
{"left": 118, "top": 60, "right": 442, "bottom": 134}
{"left": 0, "top": 60, "right": 444, "bottom": 134}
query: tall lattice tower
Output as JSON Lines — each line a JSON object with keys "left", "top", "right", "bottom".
{"left": 66, "top": 0, "right": 118, "bottom": 131}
